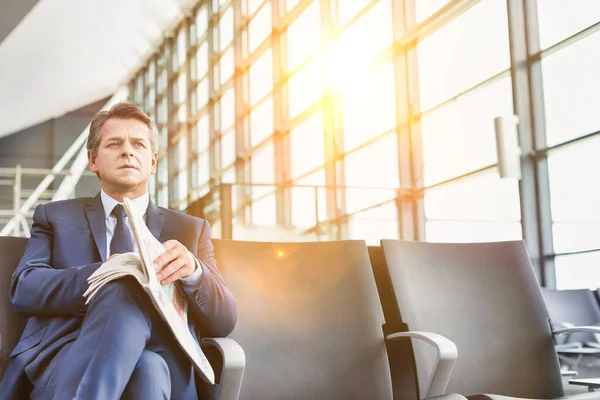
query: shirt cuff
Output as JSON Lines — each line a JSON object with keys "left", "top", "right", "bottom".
{"left": 179, "top": 252, "right": 204, "bottom": 289}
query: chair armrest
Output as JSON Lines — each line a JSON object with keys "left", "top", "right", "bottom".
{"left": 552, "top": 321, "right": 575, "bottom": 330}
{"left": 387, "top": 331, "right": 457, "bottom": 399}
{"left": 553, "top": 326, "right": 600, "bottom": 336}
{"left": 555, "top": 342, "right": 583, "bottom": 350}
{"left": 569, "top": 378, "right": 600, "bottom": 392}
{"left": 562, "top": 370, "right": 578, "bottom": 377}
{"left": 586, "top": 341, "right": 600, "bottom": 350}
{"left": 551, "top": 321, "right": 576, "bottom": 344}
{"left": 427, "top": 395, "right": 468, "bottom": 400}
{"left": 202, "top": 337, "right": 245, "bottom": 400}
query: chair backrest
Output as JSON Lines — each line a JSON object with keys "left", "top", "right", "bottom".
{"left": 368, "top": 246, "right": 419, "bottom": 400}
{"left": 213, "top": 239, "right": 392, "bottom": 400}
{"left": 380, "top": 239, "right": 563, "bottom": 399}
{"left": 0, "top": 236, "right": 28, "bottom": 379}
{"left": 542, "top": 288, "right": 600, "bottom": 344}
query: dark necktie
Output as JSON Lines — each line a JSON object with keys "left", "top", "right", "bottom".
{"left": 110, "top": 204, "right": 134, "bottom": 255}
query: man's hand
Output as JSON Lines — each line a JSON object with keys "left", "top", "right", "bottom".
{"left": 154, "top": 240, "right": 197, "bottom": 285}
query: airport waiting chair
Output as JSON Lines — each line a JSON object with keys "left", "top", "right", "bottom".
{"left": 0, "top": 237, "right": 28, "bottom": 380}
{"left": 0, "top": 236, "right": 245, "bottom": 400}
{"left": 213, "top": 239, "right": 467, "bottom": 400}
{"left": 543, "top": 288, "right": 600, "bottom": 347}
{"left": 375, "top": 239, "right": 600, "bottom": 399}
{"left": 543, "top": 288, "right": 600, "bottom": 373}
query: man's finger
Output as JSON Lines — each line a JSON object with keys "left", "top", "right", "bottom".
{"left": 160, "top": 267, "right": 186, "bottom": 285}
{"left": 161, "top": 270, "right": 186, "bottom": 285}
{"left": 161, "top": 263, "right": 192, "bottom": 285}
{"left": 162, "top": 240, "right": 181, "bottom": 251}
{"left": 154, "top": 249, "right": 178, "bottom": 271}
{"left": 158, "top": 258, "right": 188, "bottom": 283}
{"left": 155, "top": 240, "right": 186, "bottom": 270}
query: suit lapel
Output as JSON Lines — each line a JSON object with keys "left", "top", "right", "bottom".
{"left": 146, "top": 201, "right": 165, "bottom": 241}
{"left": 84, "top": 194, "right": 107, "bottom": 262}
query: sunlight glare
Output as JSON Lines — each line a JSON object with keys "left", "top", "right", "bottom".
{"left": 324, "top": 0, "right": 393, "bottom": 93}
{"left": 325, "top": 35, "right": 374, "bottom": 94}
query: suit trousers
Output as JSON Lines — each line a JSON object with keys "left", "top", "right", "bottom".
{"left": 30, "top": 278, "right": 215, "bottom": 400}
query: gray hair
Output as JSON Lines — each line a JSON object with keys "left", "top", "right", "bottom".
{"left": 87, "top": 102, "right": 159, "bottom": 156}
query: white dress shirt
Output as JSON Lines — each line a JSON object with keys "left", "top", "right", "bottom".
{"left": 100, "top": 190, "right": 203, "bottom": 287}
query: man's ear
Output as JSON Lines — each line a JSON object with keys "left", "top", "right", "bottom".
{"left": 88, "top": 151, "right": 98, "bottom": 173}
{"left": 151, "top": 152, "right": 158, "bottom": 174}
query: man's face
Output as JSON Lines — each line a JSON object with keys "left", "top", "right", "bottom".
{"left": 88, "top": 118, "right": 157, "bottom": 195}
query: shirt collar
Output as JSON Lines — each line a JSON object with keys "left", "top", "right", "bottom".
{"left": 100, "top": 189, "right": 149, "bottom": 220}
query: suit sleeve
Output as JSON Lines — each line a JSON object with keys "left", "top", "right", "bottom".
{"left": 10, "top": 203, "right": 101, "bottom": 318}
{"left": 184, "top": 221, "right": 238, "bottom": 338}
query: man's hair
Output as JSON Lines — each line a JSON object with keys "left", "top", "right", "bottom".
{"left": 87, "top": 102, "right": 159, "bottom": 156}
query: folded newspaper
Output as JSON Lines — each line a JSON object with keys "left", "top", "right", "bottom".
{"left": 83, "top": 197, "right": 215, "bottom": 384}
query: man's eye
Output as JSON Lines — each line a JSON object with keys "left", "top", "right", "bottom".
{"left": 135, "top": 142, "right": 145, "bottom": 148}
{"left": 108, "top": 142, "right": 119, "bottom": 147}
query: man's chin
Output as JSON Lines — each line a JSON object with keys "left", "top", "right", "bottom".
{"left": 106, "top": 177, "right": 145, "bottom": 189}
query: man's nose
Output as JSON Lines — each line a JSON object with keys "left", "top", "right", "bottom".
{"left": 121, "top": 142, "right": 134, "bottom": 156}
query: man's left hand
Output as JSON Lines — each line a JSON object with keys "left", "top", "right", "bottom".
{"left": 154, "top": 240, "right": 197, "bottom": 285}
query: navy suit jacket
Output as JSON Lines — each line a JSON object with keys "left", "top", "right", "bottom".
{"left": 0, "top": 194, "right": 237, "bottom": 399}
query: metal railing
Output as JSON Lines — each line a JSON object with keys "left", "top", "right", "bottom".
{"left": 0, "top": 165, "right": 98, "bottom": 237}
{"left": 0, "top": 87, "right": 128, "bottom": 237}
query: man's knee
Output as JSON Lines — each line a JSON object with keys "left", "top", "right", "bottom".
{"left": 124, "top": 351, "right": 171, "bottom": 399}
{"left": 134, "top": 351, "right": 170, "bottom": 384}
{"left": 82, "top": 278, "right": 153, "bottom": 343}
{"left": 88, "top": 278, "right": 143, "bottom": 308}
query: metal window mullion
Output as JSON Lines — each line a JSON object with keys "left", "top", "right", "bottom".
{"left": 392, "top": 0, "right": 424, "bottom": 241}
{"left": 129, "top": 75, "right": 135, "bottom": 103}
{"left": 134, "top": 72, "right": 142, "bottom": 106}
{"left": 136, "top": 71, "right": 144, "bottom": 106}
{"left": 507, "top": 0, "right": 554, "bottom": 286}
{"left": 207, "top": 1, "right": 219, "bottom": 196}
{"left": 272, "top": 0, "right": 291, "bottom": 226}
{"left": 141, "top": 69, "right": 146, "bottom": 107}
{"left": 140, "top": 63, "right": 151, "bottom": 199}
{"left": 330, "top": 95, "right": 345, "bottom": 240}
{"left": 166, "top": 37, "right": 177, "bottom": 208}
{"left": 141, "top": 70, "right": 146, "bottom": 106}
{"left": 157, "top": 46, "right": 166, "bottom": 206}
{"left": 128, "top": 80, "right": 135, "bottom": 104}
{"left": 233, "top": 0, "right": 247, "bottom": 224}
{"left": 184, "top": 17, "right": 194, "bottom": 206}
{"left": 152, "top": 54, "right": 160, "bottom": 204}
{"left": 320, "top": 0, "right": 341, "bottom": 240}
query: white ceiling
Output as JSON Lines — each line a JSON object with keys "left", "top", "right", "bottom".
{"left": 0, "top": 0, "right": 197, "bottom": 138}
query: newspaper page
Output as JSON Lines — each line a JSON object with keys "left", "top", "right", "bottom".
{"left": 83, "top": 198, "right": 215, "bottom": 384}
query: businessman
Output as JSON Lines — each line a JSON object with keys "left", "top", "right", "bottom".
{"left": 0, "top": 102, "right": 237, "bottom": 399}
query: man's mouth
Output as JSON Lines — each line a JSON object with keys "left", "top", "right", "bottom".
{"left": 120, "top": 165, "right": 138, "bottom": 170}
